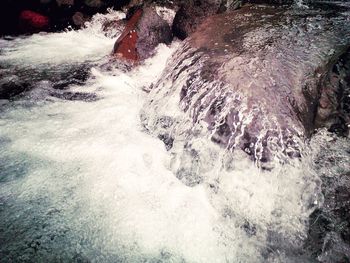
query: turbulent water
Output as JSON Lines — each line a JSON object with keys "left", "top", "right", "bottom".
{"left": 0, "top": 8, "right": 349, "bottom": 263}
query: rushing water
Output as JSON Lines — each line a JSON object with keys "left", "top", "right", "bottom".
{"left": 0, "top": 8, "right": 349, "bottom": 263}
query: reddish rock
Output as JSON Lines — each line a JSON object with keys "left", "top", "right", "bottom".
{"left": 112, "top": 6, "right": 172, "bottom": 62}
{"left": 19, "top": 10, "right": 50, "bottom": 33}
{"left": 112, "top": 8, "right": 143, "bottom": 62}
{"left": 113, "top": 29, "right": 139, "bottom": 61}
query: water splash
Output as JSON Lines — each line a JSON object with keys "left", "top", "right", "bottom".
{"left": 0, "top": 7, "right": 345, "bottom": 263}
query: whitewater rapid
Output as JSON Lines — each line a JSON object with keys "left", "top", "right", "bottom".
{"left": 0, "top": 9, "right": 345, "bottom": 263}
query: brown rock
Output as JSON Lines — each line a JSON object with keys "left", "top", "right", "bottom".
{"left": 112, "top": 5, "right": 172, "bottom": 61}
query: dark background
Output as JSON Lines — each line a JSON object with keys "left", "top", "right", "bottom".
{"left": 0, "top": 0, "right": 131, "bottom": 35}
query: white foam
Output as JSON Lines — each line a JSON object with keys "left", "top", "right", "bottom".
{"left": 0, "top": 10, "right": 125, "bottom": 66}
{"left": 0, "top": 15, "right": 321, "bottom": 262}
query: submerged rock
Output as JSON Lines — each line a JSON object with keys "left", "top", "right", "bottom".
{"left": 142, "top": 3, "right": 350, "bottom": 166}
{"left": 50, "top": 90, "right": 99, "bottom": 101}
{"left": 0, "top": 75, "right": 30, "bottom": 99}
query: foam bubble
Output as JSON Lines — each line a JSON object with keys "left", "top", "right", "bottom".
{"left": 0, "top": 14, "right": 322, "bottom": 263}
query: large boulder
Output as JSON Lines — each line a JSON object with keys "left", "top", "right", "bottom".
{"left": 141, "top": 3, "right": 350, "bottom": 168}
{"left": 112, "top": 5, "right": 172, "bottom": 61}
{"left": 136, "top": 6, "right": 173, "bottom": 59}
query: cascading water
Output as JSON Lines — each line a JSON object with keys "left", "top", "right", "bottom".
{"left": 0, "top": 6, "right": 349, "bottom": 263}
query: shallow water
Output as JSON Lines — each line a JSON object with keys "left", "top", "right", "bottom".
{"left": 0, "top": 8, "right": 349, "bottom": 263}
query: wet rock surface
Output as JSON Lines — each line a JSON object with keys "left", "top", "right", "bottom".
{"left": 0, "top": 3, "right": 349, "bottom": 263}
{"left": 315, "top": 48, "right": 350, "bottom": 137}
{"left": 172, "top": 0, "right": 242, "bottom": 39}
{"left": 136, "top": 6, "right": 172, "bottom": 59}
{"left": 142, "top": 3, "right": 350, "bottom": 166}
{"left": 112, "top": 5, "right": 172, "bottom": 61}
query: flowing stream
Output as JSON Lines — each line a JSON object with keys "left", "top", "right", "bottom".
{"left": 0, "top": 8, "right": 349, "bottom": 263}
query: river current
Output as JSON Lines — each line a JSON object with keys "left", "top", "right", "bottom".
{"left": 0, "top": 8, "right": 349, "bottom": 263}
